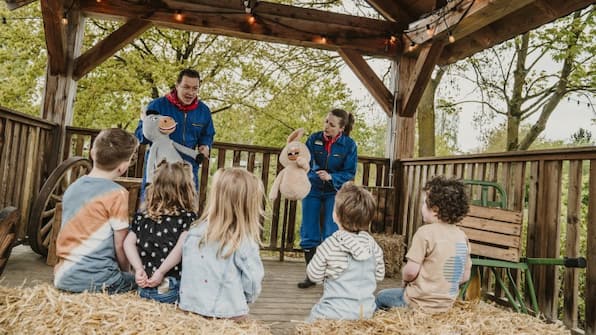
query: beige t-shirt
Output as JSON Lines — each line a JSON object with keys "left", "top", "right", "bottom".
{"left": 404, "top": 222, "right": 471, "bottom": 313}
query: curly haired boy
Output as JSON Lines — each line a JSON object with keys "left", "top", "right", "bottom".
{"left": 375, "top": 176, "right": 472, "bottom": 313}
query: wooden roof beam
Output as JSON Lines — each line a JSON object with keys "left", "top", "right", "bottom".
{"left": 398, "top": 40, "right": 445, "bottom": 117}
{"left": 338, "top": 48, "right": 394, "bottom": 118}
{"left": 440, "top": 0, "right": 594, "bottom": 64}
{"left": 165, "top": 0, "right": 403, "bottom": 33}
{"left": 404, "top": 0, "right": 535, "bottom": 47}
{"left": 79, "top": 0, "right": 402, "bottom": 58}
{"left": 73, "top": 19, "right": 153, "bottom": 80}
{"left": 364, "top": 0, "right": 414, "bottom": 23}
{"left": 4, "top": 0, "right": 35, "bottom": 10}
{"left": 41, "top": 0, "right": 66, "bottom": 75}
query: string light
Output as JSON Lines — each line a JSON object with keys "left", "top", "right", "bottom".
{"left": 247, "top": 14, "right": 256, "bottom": 25}
{"left": 426, "top": 24, "right": 434, "bottom": 37}
{"left": 448, "top": 31, "right": 455, "bottom": 43}
{"left": 61, "top": 14, "right": 68, "bottom": 25}
{"left": 174, "top": 10, "right": 183, "bottom": 22}
{"left": 408, "top": 41, "right": 417, "bottom": 52}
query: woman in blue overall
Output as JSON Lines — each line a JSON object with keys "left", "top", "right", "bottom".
{"left": 298, "top": 108, "right": 357, "bottom": 289}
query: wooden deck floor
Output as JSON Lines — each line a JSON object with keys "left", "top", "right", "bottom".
{"left": 1, "top": 246, "right": 401, "bottom": 335}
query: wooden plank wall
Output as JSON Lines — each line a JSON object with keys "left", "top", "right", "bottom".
{"left": 0, "top": 107, "right": 56, "bottom": 242}
{"left": 397, "top": 149, "right": 596, "bottom": 332}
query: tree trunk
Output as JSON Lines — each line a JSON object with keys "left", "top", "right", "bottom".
{"left": 519, "top": 11, "right": 583, "bottom": 150}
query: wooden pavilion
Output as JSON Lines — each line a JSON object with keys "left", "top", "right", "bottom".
{"left": 0, "top": 0, "right": 594, "bottom": 333}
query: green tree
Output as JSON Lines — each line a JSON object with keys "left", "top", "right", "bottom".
{"left": 0, "top": 3, "right": 46, "bottom": 115}
{"left": 0, "top": 3, "right": 385, "bottom": 155}
{"left": 452, "top": 8, "right": 595, "bottom": 151}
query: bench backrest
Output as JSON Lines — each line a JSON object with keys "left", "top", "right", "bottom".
{"left": 456, "top": 205, "right": 523, "bottom": 262}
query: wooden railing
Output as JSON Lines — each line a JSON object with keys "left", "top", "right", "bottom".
{"left": 1, "top": 106, "right": 593, "bottom": 333}
{"left": 61, "top": 128, "right": 394, "bottom": 259}
{"left": 395, "top": 148, "right": 596, "bottom": 333}
{"left": 0, "top": 107, "right": 57, "bottom": 241}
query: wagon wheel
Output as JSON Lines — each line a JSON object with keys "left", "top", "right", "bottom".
{"left": 28, "top": 157, "right": 92, "bottom": 256}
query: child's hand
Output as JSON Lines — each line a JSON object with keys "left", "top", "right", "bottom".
{"left": 135, "top": 269, "right": 148, "bottom": 287}
{"left": 147, "top": 269, "right": 165, "bottom": 288}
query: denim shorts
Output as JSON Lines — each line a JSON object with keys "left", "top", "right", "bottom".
{"left": 139, "top": 276, "right": 180, "bottom": 304}
{"left": 375, "top": 287, "right": 408, "bottom": 310}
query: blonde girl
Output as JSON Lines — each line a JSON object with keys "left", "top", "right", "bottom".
{"left": 124, "top": 161, "right": 198, "bottom": 303}
{"left": 179, "top": 167, "right": 265, "bottom": 318}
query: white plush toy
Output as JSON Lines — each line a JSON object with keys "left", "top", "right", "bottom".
{"left": 142, "top": 110, "right": 203, "bottom": 183}
{"left": 269, "top": 128, "right": 311, "bottom": 201}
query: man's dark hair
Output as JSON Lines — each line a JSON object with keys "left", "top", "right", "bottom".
{"left": 423, "top": 176, "right": 469, "bottom": 224}
{"left": 177, "top": 68, "right": 201, "bottom": 84}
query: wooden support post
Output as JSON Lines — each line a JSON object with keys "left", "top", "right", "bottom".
{"left": 398, "top": 41, "right": 445, "bottom": 117}
{"left": 40, "top": 3, "right": 86, "bottom": 172}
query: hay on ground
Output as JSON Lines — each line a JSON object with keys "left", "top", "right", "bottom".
{"left": 0, "top": 284, "right": 270, "bottom": 334}
{"left": 295, "top": 300, "right": 570, "bottom": 335}
{"left": 371, "top": 233, "right": 405, "bottom": 278}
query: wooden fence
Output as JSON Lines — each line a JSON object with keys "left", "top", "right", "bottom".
{"left": 0, "top": 105, "right": 593, "bottom": 333}
{"left": 395, "top": 149, "right": 596, "bottom": 333}
{"left": 0, "top": 107, "right": 57, "bottom": 241}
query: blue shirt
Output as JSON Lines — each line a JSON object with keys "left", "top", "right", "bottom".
{"left": 179, "top": 221, "right": 264, "bottom": 318}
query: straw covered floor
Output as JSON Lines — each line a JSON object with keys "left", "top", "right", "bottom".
{"left": 0, "top": 284, "right": 271, "bottom": 334}
{"left": 295, "top": 300, "right": 570, "bottom": 335}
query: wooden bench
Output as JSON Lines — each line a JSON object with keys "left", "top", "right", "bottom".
{"left": 458, "top": 204, "right": 586, "bottom": 314}
{"left": 0, "top": 207, "right": 19, "bottom": 276}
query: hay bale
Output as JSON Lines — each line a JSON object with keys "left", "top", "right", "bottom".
{"left": 371, "top": 233, "right": 405, "bottom": 278}
{"left": 0, "top": 284, "right": 271, "bottom": 334}
{"left": 295, "top": 300, "right": 570, "bottom": 335}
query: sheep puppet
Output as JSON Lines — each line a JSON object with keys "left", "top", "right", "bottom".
{"left": 269, "top": 128, "right": 311, "bottom": 201}
{"left": 142, "top": 110, "right": 203, "bottom": 183}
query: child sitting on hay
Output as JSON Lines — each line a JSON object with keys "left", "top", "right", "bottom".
{"left": 376, "top": 176, "right": 471, "bottom": 313}
{"left": 54, "top": 128, "right": 139, "bottom": 294}
{"left": 306, "top": 182, "right": 385, "bottom": 322}
{"left": 123, "top": 161, "right": 197, "bottom": 304}
{"left": 179, "top": 168, "right": 265, "bottom": 319}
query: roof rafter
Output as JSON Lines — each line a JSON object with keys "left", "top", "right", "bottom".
{"left": 73, "top": 18, "right": 153, "bottom": 80}
{"left": 338, "top": 48, "right": 394, "bottom": 117}
{"left": 439, "top": 0, "right": 594, "bottom": 64}
{"left": 364, "top": 0, "right": 414, "bottom": 23}
{"left": 404, "top": 0, "right": 535, "bottom": 47}
{"left": 78, "top": 0, "right": 403, "bottom": 58}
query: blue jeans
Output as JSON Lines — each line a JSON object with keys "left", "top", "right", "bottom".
{"left": 139, "top": 277, "right": 180, "bottom": 304}
{"left": 90, "top": 272, "right": 137, "bottom": 294}
{"left": 375, "top": 288, "right": 407, "bottom": 310}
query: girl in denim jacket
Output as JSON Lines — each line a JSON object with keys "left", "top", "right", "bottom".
{"left": 179, "top": 167, "right": 265, "bottom": 319}
{"left": 123, "top": 161, "right": 198, "bottom": 303}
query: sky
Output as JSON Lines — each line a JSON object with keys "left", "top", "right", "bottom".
{"left": 339, "top": 61, "right": 595, "bottom": 153}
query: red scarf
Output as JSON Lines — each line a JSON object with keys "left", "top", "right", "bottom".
{"left": 323, "top": 133, "right": 341, "bottom": 154}
{"left": 166, "top": 88, "right": 199, "bottom": 112}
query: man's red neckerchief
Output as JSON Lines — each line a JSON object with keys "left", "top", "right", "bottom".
{"left": 166, "top": 88, "right": 199, "bottom": 112}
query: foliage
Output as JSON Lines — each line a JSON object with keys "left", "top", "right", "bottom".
{"left": 448, "top": 7, "right": 595, "bottom": 151}
{"left": 0, "top": 3, "right": 46, "bottom": 115}
{"left": 0, "top": 3, "right": 386, "bottom": 156}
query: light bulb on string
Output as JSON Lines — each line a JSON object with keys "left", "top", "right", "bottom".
{"left": 448, "top": 31, "right": 455, "bottom": 43}
{"left": 247, "top": 14, "right": 256, "bottom": 25}
{"left": 174, "top": 10, "right": 183, "bottom": 22}
{"left": 408, "top": 41, "right": 417, "bottom": 52}
{"left": 426, "top": 24, "right": 434, "bottom": 37}
{"left": 61, "top": 14, "right": 68, "bottom": 25}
